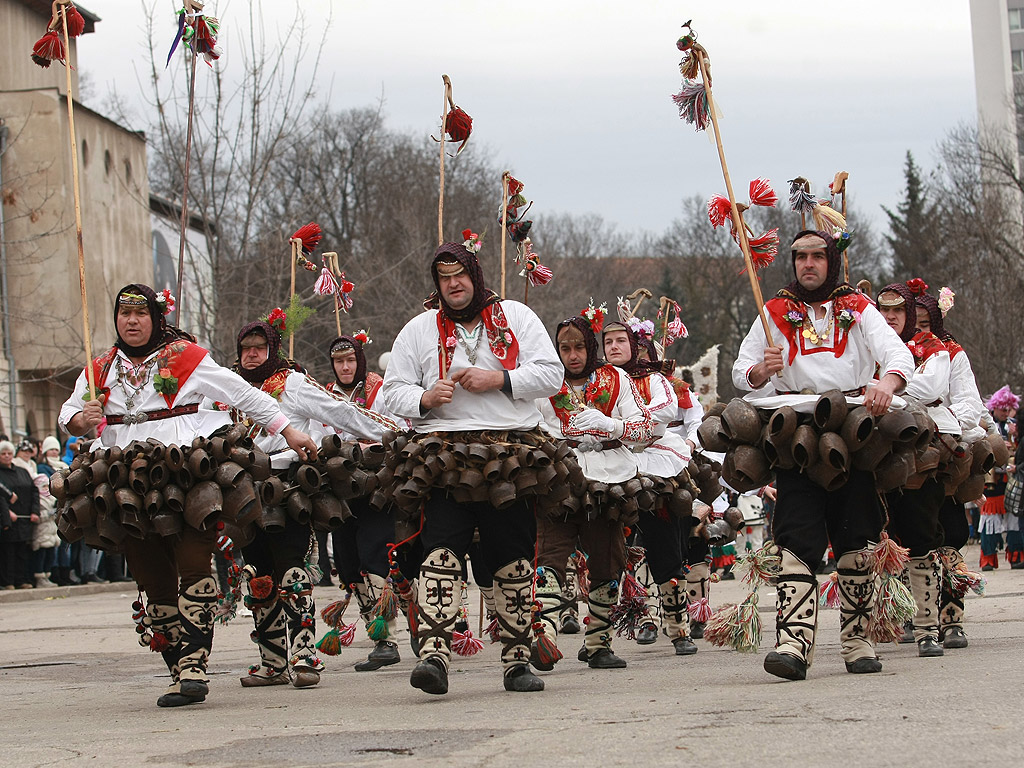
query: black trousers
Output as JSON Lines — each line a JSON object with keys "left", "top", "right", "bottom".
{"left": 635, "top": 507, "right": 684, "bottom": 584}
{"left": 772, "top": 467, "right": 884, "bottom": 571}
{"left": 331, "top": 497, "right": 395, "bottom": 585}
{"left": 536, "top": 511, "right": 625, "bottom": 584}
{"left": 242, "top": 517, "right": 312, "bottom": 583}
{"left": 885, "top": 478, "right": 945, "bottom": 557}
{"left": 420, "top": 489, "right": 535, "bottom": 576}
{"left": 687, "top": 536, "right": 710, "bottom": 567}
{"left": 939, "top": 497, "right": 970, "bottom": 550}
{"left": 123, "top": 526, "right": 217, "bottom": 604}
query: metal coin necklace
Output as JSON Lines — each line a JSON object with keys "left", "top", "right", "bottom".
{"left": 455, "top": 322, "right": 484, "bottom": 365}
{"left": 115, "top": 356, "right": 155, "bottom": 410}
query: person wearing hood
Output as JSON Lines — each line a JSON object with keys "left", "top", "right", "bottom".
{"left": 733, "top": 231, "right": 913, "bottom": 681}
{"left": 230, "top": 315, "right": 397, "bottom": 690}
{"left": 59, "top": 284, "right": 319, "bottom": 708}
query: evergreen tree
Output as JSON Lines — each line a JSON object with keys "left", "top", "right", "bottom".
{"left": 882, "top": 151, "right": 936, "bottom": 280}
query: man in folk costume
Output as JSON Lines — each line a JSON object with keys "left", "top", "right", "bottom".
{"left": 603, "top": 305, "right": 701, "bottom": 657}
{"left": 382, "top": 237, "right": 562, "bottom": 695}
{"left": 975, "top": 385, "right": 1019, "bottom": 570}
{"left": 733, "top": 231, "right": 913, "bottom": 679}
{"left": 59, "top": 284, "right": 319, "bottom": 707}
{"left": 324, "top": 331, "right": 410, "bottom": 671}
{"left": 916, "top": 289, "right": 989, "bottom": 646}
{"left": 876, "top": 281, "right": 956, "bottom": 658}
{"left": 232, "top": 315, "right": 395, "bottom": 689}
{"left": 533, "top": 308, "right": 653, "bottom": 669}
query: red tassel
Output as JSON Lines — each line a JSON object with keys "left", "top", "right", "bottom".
{"left": 872, "top": 533, "right": 910, "bottom": 576}
{"left": 248, "top": 575, "right": 274, "bottom": 600}
{"left": 533, "top": 633, "right": 563, "bottom": 666}
{"left": 707, "top": 194, "right": 732, "bottom": 229}
{"left": 484, "top": 616, "right": 500, "bottom": 644}
{"left": 748, "top": 178, "right": 778, "bottom": 208}
{"left": 452, "top": 629, "right": 484, "bottom": 656}
{"left": 32, "top": 29, "right": 65, "bottom": 68}
{"left": 65, "top": 5, "right": 86, "bottom": 37}
{"left": 149, "top": 632, "right": 170, "bottom": 653}
{"left": 741, "top": 228, "right": 779, "bottom": 273}
{"left": 319, "top": 593, "right": 352, "bottom": 628}
{"left": 444, "top": 106, "right": 473, "bottom": 143}
{"left": 291, "top": 222, "right": 323, "bottom": 254}
{"left": 687, "top": 596, "right": 713, "bottom": 622}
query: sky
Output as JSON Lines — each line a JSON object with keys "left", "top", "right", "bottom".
{"left": 75, "top": 0, "right": 979, "bottom": 238}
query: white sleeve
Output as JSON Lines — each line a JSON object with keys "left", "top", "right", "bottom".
{"left": 504, "top": 302, "right": 564, "bottom": 401}
{"left": 382, "top": 320, "right": 431, "bottom": 420}
{"left": 904, "top": 351, "right": 950, "bottom": 405}
{"left": 678, "top": 397, "right": 704, "bottom": 444}
{"left": 283, "top": 372, "right": 399, "bottom": 441}
{"left": 733, "top": 317, "right": 770, "bottom": 391}
{"left": 615, "top": 371, "right": 654, "bottom": 446}
{"left": 949, "top": 352, "right": 985, "bottom": 431}
{"left": 193, "top": 357, "right": 289, "bottom": 434}
{"left": 58, "top": 369, "right": 90, "bottom": 434}
{"left": 645, "top": 373, "right": 678, "bottom": 428}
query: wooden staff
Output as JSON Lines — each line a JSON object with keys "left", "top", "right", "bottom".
{"left": 437, "top": 75, "right": 453, "bottom": 246}
{"left": 658, "top": 295, "right": 673, "bottom": 349}
{"left": 57, "top": 0, "right": 94, "bottom": 399}
{"left": 832, "top": 170, "right": 850, "bottom": 282}
{"left": 499, "top": 171, "right": 510, "bottom": 299}
{"left": 288, "top": 237, "right": 299, "bottom": 358}
{"left": 624, "top": 288, "right": 653, "bottom": 319}
{"left": 694, "top": 49, "right": 773, "bottom": 345}
{"left": 174, "top": 0, "right": 203, "bottom": 324}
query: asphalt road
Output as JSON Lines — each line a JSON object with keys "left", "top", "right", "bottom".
{"left": 2, "top": 543, "right": 1021, "bottom": 768}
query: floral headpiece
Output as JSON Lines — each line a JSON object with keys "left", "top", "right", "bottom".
{"left": 628, "top": 317, "right": 656, "bottom": 341}
{"left": 352, "top": 329, "right": 371, "bottom": 345}
{"left": 830, "top": 225, "right": 853, "bottom": 253}
{"left": 906, "top": 277, "right": 929, "bottom": 296}
{"left": 118, "top": 292, "right": 148, "bottom": 307}
{"left": 581, "top": 299, "right": 607, "bottom": 334}
{"left": 987, "top": 384, "right": 1020, "bottom": 412}
{"left": 264, "top": 307, "right": 287, "bottom": 335}
{"left": 155, "top": 289, "right": 176, "bottom": 316}
{"left": 938, "top": 286, "right": 955, "bottom": 317}
{"left": 462, "top": 229, "right": 483, "bottom": 254}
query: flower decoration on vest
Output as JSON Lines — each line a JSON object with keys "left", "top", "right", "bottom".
{"left": 31, "top": 0, "right": 86, "bottom": 68}
{"left": 938, "top": 286, "right": 955, "bottom": 317}
{"left": 581, "top": 298, "right": 607, "bottom": 334}
{"left": 155, "top": 289, "right": 176, "bottom": 316}
{"left": 352, "top": 329, "right": 371, "bottom": 346}
{"left": 166, "top": 0, "right": 222, "bottom": 67}
{"left": 707, "top": 178, "right": 779, "bottom": 272}
{"left": 906, "top": 278, "right": 929, "bottom": 296}
{"left": 781, "top": 301, "right": 806, "bottom": 326}
{"left": 833, "top": 294, "right": 863, "bottom": 331}
{"left": 462, "top": 229, "right": 483, "bottom": 254}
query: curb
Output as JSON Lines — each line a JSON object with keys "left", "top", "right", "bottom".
{"left": 0, "top": 581, "right": 134, "bottom": 604}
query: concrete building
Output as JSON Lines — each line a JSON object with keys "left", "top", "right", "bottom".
{"left": 0, "top": 0, "right": 151, "bottom": 439}
{"left": 970, "top": 0, "right": 1024, "bottom": 167}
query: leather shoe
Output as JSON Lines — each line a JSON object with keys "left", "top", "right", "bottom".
{"left": 690, "top": 621, "right": 705, "bottom": 640}
{"left": 917, "top": 637, "right": 944, "bottom": 657}
{"left": 240, "top": 671, "right": 289, "bottom": 687}
{"left": 897, "top": 621, "right": 914, "bottom": 644}
{"left": 586, "top": 648, "right": 626, "bottom": 669}
{"left": 355, "top": 641, "right": 400, "bottom": 672}
{"left": 763, "top": 651, "right": 807, "bottom": 680}
{"left": 845, "top": 656, "right": 882, "bottom": 674}
{"left": 941, "top": 627, "right": 968, "bottom": 649}
{"left": 157, "top": 691, "right": 205, "bottom": 707}
{"left": 410, "top": 657, "right": 448, "bottom": 695}
{"left": 560, "top": 615, "right": 581, "bottom": 635}
{"left": 529, "top": 641, "right": 556, "bottom": 672}
{"left": 635, "top": 622, "right": 658, "bottom": 645}
{"left": 672, "top": 636, "right": 698, "bottom": 656}
{"left": 503, "top": 664, "right": 544, "bottom": 691}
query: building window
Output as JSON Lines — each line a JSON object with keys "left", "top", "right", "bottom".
{"left": 104, "top": 149, "right": 112, "bottom": 177}
{"left": 1011, "top": 8, "right": 1023, "bottom": 30}
{"left": 81, "top": 139, "right": 89, "bottom": 168}
{"left": 124, "top": 159, "right": 132, "bottom": 185}
{"left": 1013, "top": 49, "right": 1024, "bottom": 73}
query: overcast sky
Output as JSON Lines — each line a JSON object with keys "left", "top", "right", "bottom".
{"left": 76, "top": 0, "right": 978, "bottom": 237}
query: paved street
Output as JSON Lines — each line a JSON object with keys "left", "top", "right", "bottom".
{"left": 2, "top": 543, "right": 1021, "bottom": 768}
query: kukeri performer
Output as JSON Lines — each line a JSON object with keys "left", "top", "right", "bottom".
{"left": 324, "top": 331, "right": 410, "bottom": 671}
{"left": 230, "top": 316, "right": 396, "bottom": 689}
{"left": 733, "top": 231, "right": 913, "bottom": 680}
{"left": 533, "top": 308, "right": 653, "bottom": 670}
{"left": 876, "top": 281, "right": 954, "bottom": 658}
{"left": 603, "top": 310, "right": 702, "bottom": 657}
{"left": 916, "top": 289, "right": 987, "bottom": 647}
{"left": 59, "top": 284, "right": 318, "bottom": 707}
{"left": 382, "top": 236, "right": 563, "bottom": 695}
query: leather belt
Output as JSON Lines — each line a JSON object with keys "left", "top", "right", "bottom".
{"left": 667, "top": 420, "right": 685, "bottom": 428}
{"left": 777, "top": 386, "right": 866, "bottom": 397}
{"left": 565, "top": 439, "right": 622, "bottom": 452}
{"left": 107, "top": 403, "right": 200, "bottom": 426}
